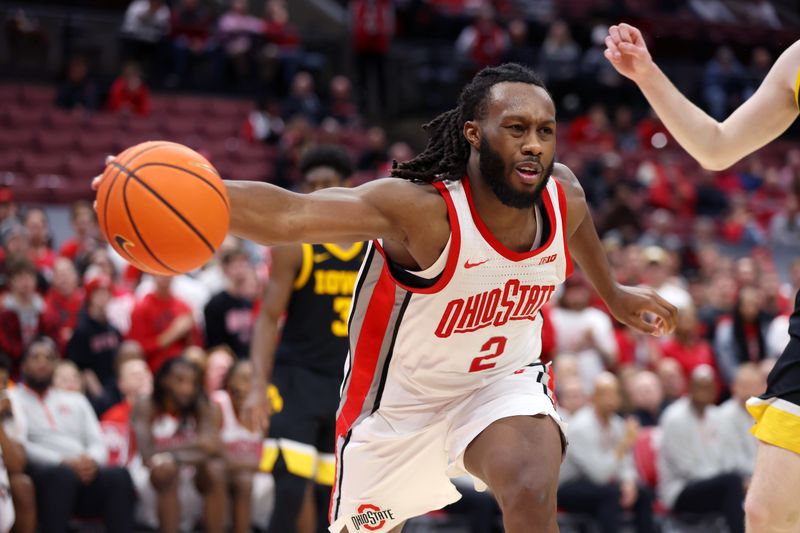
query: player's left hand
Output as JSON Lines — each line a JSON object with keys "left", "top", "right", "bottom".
{"left": 605, "top": 284, "right": 677, "bottom": 336}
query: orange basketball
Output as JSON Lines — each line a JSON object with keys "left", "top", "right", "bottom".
{"left": 95, "top": 141, "right": 230, "bottom": 275}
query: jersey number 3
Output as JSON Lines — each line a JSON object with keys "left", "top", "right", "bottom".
{"left": 469, "top": 336, "right": 507, "bottom": 373}
{"left": 331, "top": 296, "right": 351, "bottom": 337}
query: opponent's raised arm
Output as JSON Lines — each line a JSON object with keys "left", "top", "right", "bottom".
{"left": 225, "top": 178, "right": 412, "bottom": 247}
{"left": 605, "top": 23, "right": 800, "bottom": 170}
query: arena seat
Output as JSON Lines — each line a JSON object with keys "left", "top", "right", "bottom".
{"left": 6, "top": 105, "right": 47, "bottom": 127}
{"left": 0, "top": 85, "right": 20, "bottom": 103}
{"left": 20, "top": 84, "right": 55, "bottom": 106}
{"left": 21, "top": 152, "right": 66, "bottom": 176}
{"left": 37, "top": 130, "right": 76, "bottom": 152}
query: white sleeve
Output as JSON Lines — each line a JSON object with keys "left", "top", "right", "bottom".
{"left": 766, "top": 315, "right": 790, "bottom": 359}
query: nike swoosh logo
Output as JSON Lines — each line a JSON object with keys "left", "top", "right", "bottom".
{"left": 464, "top": 259, "right": 489, "bottom": 269}
{"left": 313, "top": 253, "right": 331, "bottom": 263}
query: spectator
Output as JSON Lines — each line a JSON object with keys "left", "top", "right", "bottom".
{"left": 204, "top": 248, "right": 255, "bottom": 358}
{"left": 55, "top": 56, "right": 99, "bottom": 111}
{"left": 66, "top": 275, "right": 123, "bottom": 415}
{"left": 58, "top": 201, "right": 100, "bottom": 265}
{"left": 205, "top": 346, "right": 234, "bottom": 395}
{"left": 242, "top": 97, "right": 285, "bottom": 144}
{"left": 536, "top": 20, "right": 580, "bottom": 103}
{"left": 11, "top": 337, "right": 135, "bottom": 533}
{"left": 0, "top": 259, "right": 50, "bottom": 372}
{"left": 627, "top": 370, "right": 666, "bottom": 427}
{"left": 169, "top": 0, "right": 216, "bottom": 88}
{"left": 655, "top": 357, "right": 687, "bottom": 405}
{"left": 718, "top": 363, "right": 764, "bottom": 482}
{"left": 640, "top": 246, "right": 693, "bottom": 310}
{"left": 559, "top": 372, "right": 655, "bottom": 533}
{"left": 216, "top": 0, "right": 262, "bottom": 86}
{"left": 658, "top": 365, "right": 744, "bottom": 533}
{"left": 695, "top": 169, "right": 730, "bottom": 217}
{"left": 550, "top": 273, "right": 618, "bottom": 391}
{"left": 283, "top": 71, "right": 324, "bottom": 124}
{"left": 697, "top": 272, "right": 738, "bottom": 338}
{"left": 128, "top": 275, "right": 202, "bottom": 373}
{"left": 554, "top": 374, "right": 587, "bottom": 424}
{"left": 212, "top": 360, "right": 274, "bottom": 531}
{"left": 688, "top": 0, "right": 737, "bottom": 22}
{"left": 703, "top": 46, "right": 747, "bottom": 121}
{"left": 130, "top": 357, "right": 226, "bottom": 532}
{"left": 108, "top": 62, "right": 151, "bottom": 116}
{"left": 43, "top": 257, "right": 83, "bottom": 353}
{"left": 502, "top": 18, "right": 535, "bottom": 67}
{"left": 660, "top": 307, "right": 716, "bottom": 382}
{"left": 567, "top": 104, "right": 616, "bottom": 151}
{"left": 120, "top": 0, "right": 170, "bottom": 69}
{"left": 101, "top": 344, "right": 152, "bottom": 466}
{"left": 351, "top": 0, "right": 394, "bottom": 112}
{"left": 53, "top": 360, "right": 83, "bottom": 393}
{"left": 327, "top": 75, "right": 360, "bottom": 127}
{"left": 85, "top": 249, "right": 137, "bottom": 335}
{"left": 714, "top": 285, "right": 773, "bottom": 386}
{"left": 769, "top": 194, "right": 800, "bottom": 245}
{"left": 455, "top": 5, "right": 509, "bottom": 73}
{"left": 744, "top": 47, "right": 773, "bottom": 98}
{"left": 23, "top": 208, "right": 55, "bottom": 279}
{"left": 357, "top": 126, "right": 389, "bottom": 174}
{"left": 102, "top": 342, "right": 152, "bottom": 427}
{"left": 580, "top": 24, "right": 624, "bottom": 107}
{"left": 0, "top": 353, "right": 35, "bottom": 533}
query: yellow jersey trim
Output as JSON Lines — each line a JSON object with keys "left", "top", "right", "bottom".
{"left": 322, "top": 242, "right": 364, "bottom": 262}
{"left": 747, "top": 399, "right": 800, "bottom": 455}
{"left": 293, "top": 244, "right": 314, "bottom": 290}
{"left": 795, "top": 66, "right": 800, "bottom": 110}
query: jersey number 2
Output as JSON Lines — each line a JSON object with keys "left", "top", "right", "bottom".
{"left": 469, "top": 336, "right": 507, "bottom": 373}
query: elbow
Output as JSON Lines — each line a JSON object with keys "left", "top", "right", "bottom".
{"left": 698, "top": 157, "right": 733, "bottom": 172}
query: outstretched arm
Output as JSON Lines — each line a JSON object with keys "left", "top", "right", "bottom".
{"left": 556, "top": 164, "right": 677, "bottom": 335}
{"left": 605, "top": 23, "right": 799, "bottom": 170}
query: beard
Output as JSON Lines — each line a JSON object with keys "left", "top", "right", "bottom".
{"left": 23, "top": 374, "right": 52, "bottom": 393}
{"left": 478, "top": 137, "right": 553, "bottom": 209}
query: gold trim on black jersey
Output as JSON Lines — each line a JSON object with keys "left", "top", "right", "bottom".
{"left": 293, "top": 243, "right": 314, "bottom": 290}
{"left": 795, "top": 66, "right": 800, "bottom": 109}
{"left": 322, "top": 242, "right": 364, "bottom": 262}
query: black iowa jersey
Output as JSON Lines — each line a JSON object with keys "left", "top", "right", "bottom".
{"left": 275, "top": 242, "right": 366, "bottom": 379}
{"left": 762, "top": 290, "right": 800, "bottom": 402}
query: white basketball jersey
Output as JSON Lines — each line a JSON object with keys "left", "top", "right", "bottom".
{"left": 212, "top": 390, "right": 263, "bottom": 460}
{"left": 336, "top": 176, "right": 571, "bottom": 436}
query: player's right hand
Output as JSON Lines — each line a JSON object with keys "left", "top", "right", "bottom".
{"left": 242, "top": 386, "right": 272, "bottom": 436}
{"left": 603, "top": 23, "right": 654, "bottom": 83}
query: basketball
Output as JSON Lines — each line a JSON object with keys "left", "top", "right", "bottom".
{"left": 95, "top": 141, "right": 230, "bottom": 275}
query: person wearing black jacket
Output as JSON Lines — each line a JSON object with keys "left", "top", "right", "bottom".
{"left": 66, "top": 275, "right": 122, "bottom": 415}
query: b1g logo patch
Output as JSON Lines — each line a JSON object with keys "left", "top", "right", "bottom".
{"left": 351, "top": 504, "right": 395, "bottom": 531}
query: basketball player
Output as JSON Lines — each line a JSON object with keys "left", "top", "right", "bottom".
{"left": 97, "top": 63, "right": 676, "bottom": 533}
{"left": 604, "top": 24, "right": 800, "bottom": 532}
{"left": 130, "top": 357, "right": 227, "bottom": 533}
{"left": 244, "top": 145, "right": 366, "bottom": 533}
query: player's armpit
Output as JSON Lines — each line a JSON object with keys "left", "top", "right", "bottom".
{"left": 225, "top": 178, "right": 443, "bottom": 249}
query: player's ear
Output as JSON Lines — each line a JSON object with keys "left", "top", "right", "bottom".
{"left": 463, "top": 121, "right": 480, "bottom": 149}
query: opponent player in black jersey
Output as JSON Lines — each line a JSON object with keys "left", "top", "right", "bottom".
{"left": 606, "top": 23, "right": 800, "bottom": 533}
{"left": 246, "top": 145, "right": 365, "bottom": 533}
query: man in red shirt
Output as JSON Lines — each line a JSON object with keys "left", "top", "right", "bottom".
{"left": 43, "top": 258, "right": 84, "bottom": 353}
{"left": 107, "top": 62, "right": 151, "bottom": 116}
{"left": 127, "top": 276, "right": 201, "bottom": 373}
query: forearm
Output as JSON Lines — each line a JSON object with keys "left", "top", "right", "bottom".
{"left": 225, "top": 180, "right": 300, "bottom": 246}
{"left": 569, "top": 211, "right": 619, "bottom": 303}
{"left": 635, "top": 64, "right": 728, "bottom": 169}
{"left": 249, "top": 311, "right": 280, "bottom": 387}
{"left": 0, "top": 429, "right": 25, "bottom": 473}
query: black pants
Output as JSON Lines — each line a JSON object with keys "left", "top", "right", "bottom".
{"left": 558, "top": 479, "right": 655, "bottom": 533}
{"left": 673, "top": 473, "right": 744, "bottom": 533}
{"left": 267, "top": 366, "right": 339, "bottom": 533}
{"left": 26, "top": 462, "right": 135, "bottom": 533}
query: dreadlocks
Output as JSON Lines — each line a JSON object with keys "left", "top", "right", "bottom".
{"left": 391, "top": 63, "right": 548, "bottom": 183}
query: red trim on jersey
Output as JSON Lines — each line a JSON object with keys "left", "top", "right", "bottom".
{"left": 372, "top": 181, "right": 461, "bottom": 294}
{"left": 554, "top": 179, "right": 574, "bottom": 278}
{"left": 335, "top": 267, "right": 397, "bottom": 436}
{"left": 462, "top": 176, "right": 557, "bottom": 261}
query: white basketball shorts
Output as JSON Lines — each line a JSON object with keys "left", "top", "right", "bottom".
{"left": 328, "top": 363, "right": 565, "bottom": 533}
